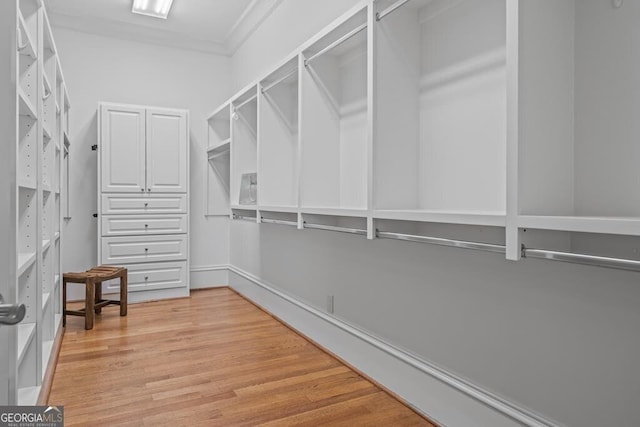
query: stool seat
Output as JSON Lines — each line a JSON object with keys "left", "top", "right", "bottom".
{"left": 63, "top": 265, "right": 128, "bottom": 330}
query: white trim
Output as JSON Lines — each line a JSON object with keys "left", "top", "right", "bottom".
{"left": 227, "top": 265, "right": 561, "bottom": 427}
{"left": 190, "top": 264, "right": 230, "bottom": 273}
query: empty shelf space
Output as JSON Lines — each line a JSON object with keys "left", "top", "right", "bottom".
{"left": 17, "top": 322, "right": 36, "bottom": 364}
{"left": 18, "top": 179, "right": 37, "bottom": 191}
{"left": 18, "top": 88, "right": 37, "bottom": 119}
{"left": 17, "top": 252, "right": 36, "bottom": 276}
{"left": 207, "top": 140, "right": 231, "bottom": 158}
{"left": 374, "top": 210, "right": 507, "bottom": 227}
{"left": 42, "top": 292, "right": 51, "bottom": 310}
{"left": 518, "top": 215, "right": 640, "bottom": 236}
{"left": 17, "top": 11, "right": 37, "bottom": 59}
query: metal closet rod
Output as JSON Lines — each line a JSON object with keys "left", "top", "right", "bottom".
{"left": 304, "top": 23, "right": 367, "bottom": 66}
{"left": 303, "top": 221, "right": 367, "bottom": 236}
{"left": 377, "top": 230, "right": 506, "bottom": 254}
{"left": 233, "top": 214, "right": 257, "bottom": 222}
{"left": 261, "top": 218, "right": 298, "bottom": 227}
{"left": 376, "top": 0, "right": 412, "bottom": 21}
{"left": 234, "top": 94, "right": 258, "bottom": 111}
{"left": 521, "top": 245, "right": 640, "bottom": 272}
{"left": 261, "top": 69, "right": 297, "bottom": 94}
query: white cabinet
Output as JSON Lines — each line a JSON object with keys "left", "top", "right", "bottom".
{"left": 100, "top": 104, "right": 188, "bottom": 194}
{"left": 0, "top": 0, "right": 69, "bottom": 405}
{"left": 98, "top": 103, "right": 189, "bottom": 298}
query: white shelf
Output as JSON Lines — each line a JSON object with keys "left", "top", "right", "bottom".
{"left": 301, "top": 207, "right": 368, "bottom": 218}
{"left": 17, "top": 252, "right": 36, "bottom": 276}
{"left": 17, "top": 11, "right": 37, "bottom": 59}
{"left": 231, "top": 205, "right": 257, "bottom": 211}
{"left": 259, "top": 205, "right": 299, "bottom": 214}
{"left": 54, "top": 231, "right": 60, "bottom": 241}
{"left": 42, "top": 239, "right": 51, "bottom": 252}
{"left": 17, "top": 386, "right": 40, "bottom": 406}
{"left": 42, "top": 292, "right": 51, "bottom": 310}
{"left": 54, "top": 274, "right": 60, "bottom": 288}
{"left": 18, "top": 88, "right": 37, "bottom": 119}
{"left": 42, "top": 183, "right": 52, "bottom": 193}
{"left": 18, "top": 179, "right": 37, "bottom": 191}
{"left": 17, "top": 323, "right": 36, "bottom": 365}
{"left": 373, "top": 209, "right": 507, "bottom": 227}
{"left": 207, "top": 139, "right": 231, "bottom": 157}
{"left": 518, "top": 215, "right": 640, "bottom": 236}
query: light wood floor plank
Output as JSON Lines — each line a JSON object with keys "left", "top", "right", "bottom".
{"left": 49, "top": 288, "right": 434, "bottom": 426}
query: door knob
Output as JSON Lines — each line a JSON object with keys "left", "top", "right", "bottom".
{"left": 0, "top": 294, "right": 26, "bottom": 326}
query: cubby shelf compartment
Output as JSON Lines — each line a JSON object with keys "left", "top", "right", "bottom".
{"left": 18, "top": 88, "right": 37, "bottom": 119}
{"left": 42, "top": 292, "right": 51, "bottom": 310}
{"left": 206, "top": 141, "right": 231, "bottom": 215}
{"left": 17, "top": 252, "right": 36, "bottom": 277}
{"left": 17, "top": 11, "right": 37, "bottom": 59}
{"left": 518, "top": 1, "right": 640, "bottom": 224}
{"left": 17, "top": 323, "right": 36, "bottom": 365}
{"left": 301, "top": 7, "right": 369, "bottom": 210}
{"left": 374, "top": 0, "right": 507, "bottom": 217}
{"left": 231, "top": 86, "right": 259, "bottom": 207}
{"left": 259, "top": 56, "right": 300, "bottom": 209}
{"left": 374, "top": 210, "right": 506, "bottom": 227}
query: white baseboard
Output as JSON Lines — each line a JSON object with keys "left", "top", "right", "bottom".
{"left": 228, "top": 266, "right": 560, "bottom": 427}
{"left": 190, "top": 264, "right": 229, "bottom": 289}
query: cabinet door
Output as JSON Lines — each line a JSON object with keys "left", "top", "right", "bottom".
{"left": 146, "top": 109, "right": 188, "bottom": 193}
{"left": 100, "top": 104, "right": 146, "bottom": 193}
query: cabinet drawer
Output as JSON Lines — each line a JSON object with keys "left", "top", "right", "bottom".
{"left": 101, "top": 235, "right": 187, "bottom": 264}
{"left": 104, "top": 262, "right": 187, "bottom": 292}
{"left": 101, "top": 194, "right": 187, "bottom": 214}
{"left": 102, "top": 215, "right": 187, "bottom": 236}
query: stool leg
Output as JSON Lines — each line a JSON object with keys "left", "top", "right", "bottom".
{"left": 95, "top": 281, "right": 103, "bottom": 314}
{"left": 85, "top": 279, "right": 95, "bottom": 330}
{"left": 62, "top": 278, "right": 67, "bottom": 327}
{"left": 120, "top": 272, "right": 127, "bottom": 317}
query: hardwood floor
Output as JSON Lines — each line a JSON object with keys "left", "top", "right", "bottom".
{"left": 49, "top": 288, "right": 434, "bottom": 426}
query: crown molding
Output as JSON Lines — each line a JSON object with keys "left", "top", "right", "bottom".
{"left": 48, "top": 11, "right": 229, "bottom": 55}
{"left": 47, "top": 0, "right": 285, "bottom": 57}
{"left": 224, "top": 0, "right": 285, "bottom": 54}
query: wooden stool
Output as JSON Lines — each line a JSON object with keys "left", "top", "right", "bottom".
{"left": 63, "top": 265, "right": 128, "bottom": 330}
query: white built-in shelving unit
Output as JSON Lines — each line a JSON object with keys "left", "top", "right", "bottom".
{"left": 206, "top": 0, "right": 640, "bottom": 273}
{"left": 1, "top": 0, "right": 70, "bottom": 405}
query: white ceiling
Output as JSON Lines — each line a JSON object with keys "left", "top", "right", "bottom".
{"left": 44, "top": 0, "right": 284, "bottom": 55}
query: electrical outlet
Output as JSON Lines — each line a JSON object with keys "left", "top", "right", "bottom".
{"left": 326, "top": 295, "right": 334, "bottom": 314}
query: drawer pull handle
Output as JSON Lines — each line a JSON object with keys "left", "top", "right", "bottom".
{"left": 147, "top": 188, "right": 151, "bottom": 192}
{"left": 145, "top": 276, "right": 149, "bottom": 281}
{"left": 145, "top": 224, "right": 149, "bottom": 228}
{"left": 145, "top": 248, "right": 149, "bottom": 252}
{"left": 144, "top": 203, "right": 149, "bottom": 207}
{"left": 140, "top": 188, "right": 144, "bottom": 192}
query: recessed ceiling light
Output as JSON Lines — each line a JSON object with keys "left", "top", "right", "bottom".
{"left": 132, "top": 0, "right": 175, "bottom": 19}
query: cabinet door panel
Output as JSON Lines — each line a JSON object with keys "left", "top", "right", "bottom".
{"left": 146, "top": 109, "right": 188, "bottom": 193}
{"left": 100, "top": 105, "right": 146, "bottom": 193}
